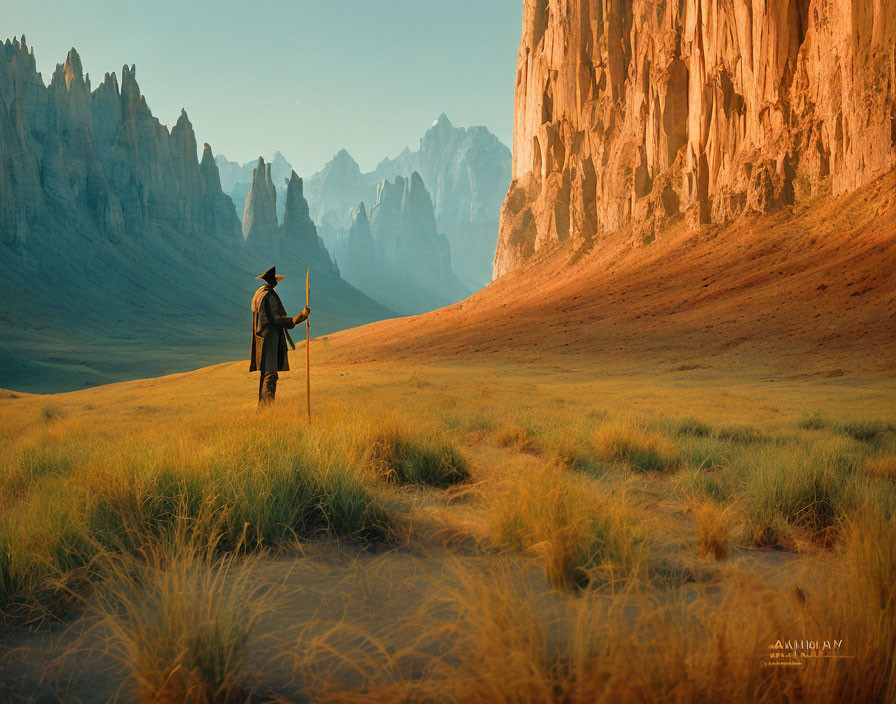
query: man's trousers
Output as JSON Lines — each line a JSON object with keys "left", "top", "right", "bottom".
{"left": 258, "top": 371, "right": 279, "bottom": 405}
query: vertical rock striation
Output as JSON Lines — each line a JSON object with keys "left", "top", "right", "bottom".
{"left": 242, "top": 160, "right": 337, "bottom": 269}
{"left": 368, "top": 173, "right": 469, "bottom": 313}
{"left": 495, "top": 0, "right": 896, "bottom": 278}
{"left": 331, "top": 202, "right": 379, "bottom": 295}
{"left": 281, "top": 170, "right": 319, "bottom": 250}
{"left": 199, "top": 143, "right": 242, "bottom": 241}
{"left": 281, "top": 169, "right": 338, "bottom": 272}
{"left": 0, "top": 38, "right": 244, "bottom": 249}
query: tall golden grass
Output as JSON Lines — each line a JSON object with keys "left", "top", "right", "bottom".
{"left": 0, "top": 409, "right": 471, "bottom": 627}
{"left": 1, "top": 366, "right": 894, "bottom": 701}
{"left": 288, "top": 508, "right": 896, "bottom": 703}
{"left": 487, "top": 462, "right": 648, "bottom": 588}
{"left": 88, "top": 519, "right": 273, "bottom": 704}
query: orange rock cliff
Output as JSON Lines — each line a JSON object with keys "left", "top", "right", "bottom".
{"left": 495, "top": 0, "right": 896, "bottom": 277}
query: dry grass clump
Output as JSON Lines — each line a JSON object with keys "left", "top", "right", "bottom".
{"left": 214, "top": 429, "right": 393, "bottom": 546}
{"left": 0, "top": 441, "right": 85, "bottom": 506}
{"left": 492, "top": 423, "right": 540, "bottom": 454}
{"left": 668, "top": 416, "right": 766, "bottom": 445}
{"left": 836, "top": 418, "right": 895, "bottom": 444}
{"left": 736, "top": 440, "right": 857, "bottom": 547}
{"left": 427, "top": 566, "right": 557, "bottom": 703}
{"left": 863, "top": 452, "right": 896, "bottom": 481}
{"left": 674, "top": 465, "right": 733, "bottom": 505}
{"left": 39, "top": 403, "right": 67, "bottom": 423}
{"left": 691, "top": 501, "right": 735, "bottom": 560}
{"left": 672, "top": 416, "right": 714, "bottom": 437}
{"left": 545, "top": 430, "right": 595, "bottom": 472}
{"left": 715, "top": 424, "right": 767, "bottom": 444}
{"left": 834, "top": 509, "right": 896, "bottom": 702}
{"left": 93, "top": 525, "right": 272, "bottom": 704}
{"left": 488, "top": 463, "right": 648, "bottom": 589}
{"left": 442, "top": 411, "right": 496, "bottom": 436}
{"left": 797, "top": 412, "right": 827, "bottom": 430}
{"left": 591, "top": 422, "right": 682, "bottom": 472}
{"left": 843, "top": 508, "right": 896, "bottom": 612}
{"left": 0, "top": 534, "right": 18, "bottom": 616}
{"left": 286, "top": 562, "right": 560, "bottom": 704}
{"left": 678, "top": 435, "right": 732, "bottom": 474}
{"left": 807, "top": 507, "right": 896, "bottom": 702}
{"left": 351, "top": 422, "right": 469, "bottom": 487}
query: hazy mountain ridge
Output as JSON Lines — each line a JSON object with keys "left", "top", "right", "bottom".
{"left": 306, "top": 114, "right": 512, "bottom": 290}
{"left": 219, "top": 115, "right": 511, "bottom": 292}
{"left": 328, "top": 173, "right": 470, "bottom": 315}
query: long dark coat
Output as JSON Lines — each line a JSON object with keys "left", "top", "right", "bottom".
{"left": 249, "top": 285, "right": 296, "bottom": 373}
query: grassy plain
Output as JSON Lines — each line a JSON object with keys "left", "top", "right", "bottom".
{"left": 1, "top": 355, "right": 894, "bottom": 702}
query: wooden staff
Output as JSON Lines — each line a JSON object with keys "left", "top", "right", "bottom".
{"left": 305, "top": 267, "right": 311, "bottom": 423}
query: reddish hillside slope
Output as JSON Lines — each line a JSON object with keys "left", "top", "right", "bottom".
{"left": 323, "top": 171, "right": 896, "bottom": 378}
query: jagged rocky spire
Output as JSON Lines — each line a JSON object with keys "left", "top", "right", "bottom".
{"left": 281, "top": 170, "right": 316, "bottom": 247}
{"left": 242, "top": 157, "right": 279, "bottom": 257}
{"left": 199, "top": 143, "right": 242, "bottom": 242}
{"left": 200, "top": 143, "right": 222, "bottom": 192}
{"left": 343, "top": 202, "right": 377, "bottom": 282}
{"left": 280, "top": 170, "right": 338, "bottom": 271}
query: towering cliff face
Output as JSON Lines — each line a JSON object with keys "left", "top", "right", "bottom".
{"left": 0, "top": 37, "right": 243, "bottom": 250}
{"left": 280, "top": 170, "right": 338, "bottom": 274}
{"left": 281, "top": 170, "right": 318, "bottom": 249}
{"left": 495, "top": 0, "right": 896, "bottom": 278}
{"left": 199, "top": 143, "right": 241, "bottom": 238}
{"left": 346, "top": 203, "right": 377, "bottom": 279}
{"left": 0, "top": 39, "right": 391, "bottom": 391}
{"left": 331, "top": 203, "right": 379, "bottom": 296}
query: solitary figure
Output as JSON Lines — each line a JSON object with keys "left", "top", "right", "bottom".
{"left": 250, "top": 266, "right": 310, "bottom": 405}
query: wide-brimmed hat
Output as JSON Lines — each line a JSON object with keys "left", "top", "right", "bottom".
{"left": 257, "top": 266, "right": 286, "bottom": 282}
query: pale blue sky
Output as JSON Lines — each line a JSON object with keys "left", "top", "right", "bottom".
{"left": 7, "top": 0, "right": 523, "bottom": 174}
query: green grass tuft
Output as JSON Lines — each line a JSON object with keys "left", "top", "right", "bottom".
{"left": 356, "top": 424, "right": 469, "bottom": 488}
{"left": 836, "top": 419, "right": 895, "bottom": 443}
{"left": 673, "top": 417, "right": 714, "bottom": 438}
{"left": 591, "top": 423, "right": 682, "bottom": 473}
{"left": 797, "top": 412, "right": 827, "bottom": 430}
{"left": 736, "top": 440, "right": 857, "bottom": 547}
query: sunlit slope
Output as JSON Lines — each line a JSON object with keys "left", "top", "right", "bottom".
{"left": 322, "top": 171, "right": 896, "bottom": 377}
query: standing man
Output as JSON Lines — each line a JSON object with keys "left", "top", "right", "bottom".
{"left": 250, "top": 266, "right": 310, "bottom": 405}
